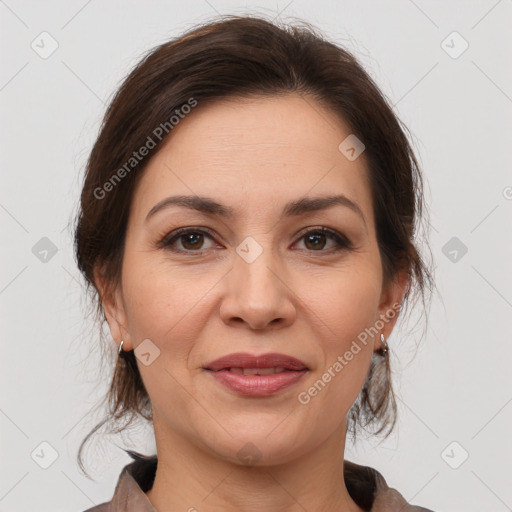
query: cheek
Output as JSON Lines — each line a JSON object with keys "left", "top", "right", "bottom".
{"left": 304, "top": 261, "right": 382, "bottom": 343}
{"left": 119, "top": 251, "right": 226, "bottom": 380}
{"left": 121, "top": 249, "right": 204, "bottom": 336}
{"left": 299, "top": 264, "right": 381, "bottom": 407}
{"left": 119, "top": 254, "right": 211, "bottom": 420}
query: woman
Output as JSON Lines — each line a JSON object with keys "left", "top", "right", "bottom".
{"left": 75, "top": 14, "right": 435, "bottom": 512}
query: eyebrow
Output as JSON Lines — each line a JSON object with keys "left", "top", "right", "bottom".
{"left": 145, "top": 194, "right": 367, "bottom": 227}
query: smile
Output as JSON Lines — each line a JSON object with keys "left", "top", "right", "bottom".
{"left": 203, "top": 352, "right": 310, "bottom": 397}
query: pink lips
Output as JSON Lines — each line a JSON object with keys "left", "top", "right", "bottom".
{"left": 203, "top": 352, "right": 309, "bottom": 397}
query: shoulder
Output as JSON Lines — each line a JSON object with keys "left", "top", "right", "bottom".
{"left": 344, "top": 459, "right": 437, "bottom": 512}
{"left": 82, "top": 504, "right": 110, "bottom": 512}
{"left": 80, "top": 451, "right": 158, "bottom": 512}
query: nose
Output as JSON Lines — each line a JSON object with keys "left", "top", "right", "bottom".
{"left": 219, "top": 243, "right": 296, "bottom": 330}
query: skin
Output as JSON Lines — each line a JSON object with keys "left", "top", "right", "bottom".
{"left": 96, "top": 93, "right": 408, "bottom": 512}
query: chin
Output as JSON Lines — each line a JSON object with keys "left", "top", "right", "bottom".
{"left": 201, "top": 428, "right": 311, "bottom": 468}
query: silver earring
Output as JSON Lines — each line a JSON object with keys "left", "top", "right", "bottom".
{"left": 380, "top": 333, "right": 389, "bottom": 356}
{"left": 118, "top": 340, "right": 124, "bottom": 356}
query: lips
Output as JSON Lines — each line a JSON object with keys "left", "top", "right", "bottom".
{"left": 203, "top": 352, "right": 309, "bottom": 396}
{"left": 229, "top": 367, "right": 288, "bottom": 375}
{"left": 203, "top": 352, "right": 308, "bottom": 372}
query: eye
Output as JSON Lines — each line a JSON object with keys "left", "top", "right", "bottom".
{"left": 294, "top": 227, "right": 352, "bottom": 252}
{"left": 157, "top": 226, "right": 352, "bottom": 255}
{"left": 156, "top": 227, "right": 217, "bottom": 253}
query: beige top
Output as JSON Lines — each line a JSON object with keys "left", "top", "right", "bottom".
{"left": 83, "top": 452, "right": 435, "bottom": 512}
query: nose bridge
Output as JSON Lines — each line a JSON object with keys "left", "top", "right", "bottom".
{"left": 220, "top": 233, "right": 295, "bottom": 329}
{"left": 234, "top": 233, "right": 281, "bottom": 298}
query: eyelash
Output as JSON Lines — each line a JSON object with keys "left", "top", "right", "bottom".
{"left": 156, "top": 226, "right": 353, "bottom": 255}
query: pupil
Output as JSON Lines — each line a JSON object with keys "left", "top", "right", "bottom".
{"left": 183, "top": 233, "right": 202, "bottom": 249}
{"left": 306, "top": 233, "right": 325, "bottom": 250}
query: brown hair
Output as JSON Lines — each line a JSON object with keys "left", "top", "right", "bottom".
{"left": 74, "top": 14, "right": 434, "bottom": 476}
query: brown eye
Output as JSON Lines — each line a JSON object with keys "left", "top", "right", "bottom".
{"left": 180, "top": 232, "right": 205, "bottom": 250}
{"left": 157, "top": 226, "right": 352, "bottom": 255}
{"left": 295, "top": 228, "right": 352, "bottom": 252}
{"left": 304, "top": 232, "right": 328, "bottom": 250}
{"left": 157, "top": 228, "right": 217, "bottom": 253}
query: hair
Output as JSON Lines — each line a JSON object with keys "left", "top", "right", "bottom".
{"left": 73, "top": 13, "right": 434, "bottom": 477}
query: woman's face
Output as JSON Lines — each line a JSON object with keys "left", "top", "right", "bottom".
{"left": 101, "top": 93, "right": 406, "bottom": 465}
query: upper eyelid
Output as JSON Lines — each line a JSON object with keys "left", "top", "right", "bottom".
{"left": 159, "top": 226, "right": 351, "bottom": 250}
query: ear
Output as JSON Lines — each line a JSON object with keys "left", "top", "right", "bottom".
{"left": 93, "top": 266, "right": 133, "bottom": 351}
{"left": 375, "top": 268, "right": 409, "bottom": 349}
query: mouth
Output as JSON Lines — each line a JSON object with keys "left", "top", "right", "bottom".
{"left": 221, "top": 367, "right": 294, "bottom": 375}
{"left": 203, "top": 352, "right": 309, "bottom": 397}
{"left": 203, "top": 352, "right": 309, "bottom": 372}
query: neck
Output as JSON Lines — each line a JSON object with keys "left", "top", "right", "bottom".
{"left": 145, "top": 413, "right": 365, "bottom": 512}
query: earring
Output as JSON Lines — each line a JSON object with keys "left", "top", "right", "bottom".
{"left": 118, "top": 340, "right": 124, "bottom": 357}
{"left": 380, "top": 333, "right": 389, "bottom": 356}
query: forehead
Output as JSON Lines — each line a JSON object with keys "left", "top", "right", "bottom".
{"left": 130, "top": 93, "right": 373, "bottom": 226}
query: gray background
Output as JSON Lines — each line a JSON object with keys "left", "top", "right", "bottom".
{"left": 1, "top": 1, "right": 511, "bottom": 511}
